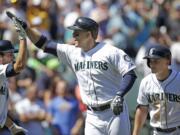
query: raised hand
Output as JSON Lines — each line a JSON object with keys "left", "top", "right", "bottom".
{"left": 12, "top": 17, "right": 27, "bottom": 40}
{"left": 6, "top": 11, "right": 27, "bottom": 29}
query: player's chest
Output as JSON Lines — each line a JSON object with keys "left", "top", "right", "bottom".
{"left": 145, "top": 82, "right": 180, "bottom": 103}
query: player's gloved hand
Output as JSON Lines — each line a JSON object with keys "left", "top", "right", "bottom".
{"left": 12, "top": 17, "right": 26, "bottom": 40}
{"left": 110, "top": 94, "right": 124, "bottom": 115}
{"left": 6, "top": 11, "right": 27, "bottom": 30}
{"left": 9, "top": 123, "right": 27, "bottom": 135}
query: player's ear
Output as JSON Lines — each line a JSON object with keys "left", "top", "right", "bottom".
{"left": 85, "top": 31, "right": 91, "bottom": 39}
{"left": 165, "top": 59, "right": 171, "bottom": 66}
{"left": 86, "top": 31, "right": 91, "bottom": 36}
{"left": 88, "top": 31, "right": 93, "bottom": 38}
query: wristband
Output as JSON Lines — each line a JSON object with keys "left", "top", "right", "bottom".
{"left": 35, "top": 35, "right": 47, "bottom": 49}
{"left": 9, "top": 123, "right": 16, "bottom": 130}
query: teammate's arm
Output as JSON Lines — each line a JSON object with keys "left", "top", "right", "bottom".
{"left": 132, "top": 105, "right": 149, "bottom": 135}
{"left": 6, "top": 39, "right": 27, "bottom": 77}
{"left": 13, "top": 39, "right": 27, "bottom": 73}
{"left": 6, "top": 21, "right": 27, "bottom": 77}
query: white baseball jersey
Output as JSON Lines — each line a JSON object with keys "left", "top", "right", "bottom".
{"left": 56, "top": 42, "right": 136, "bottom": 107}
{"left": 0, "top": 64, "right": 9, "bottom": 128}
{"left": 137, "top": 70, "right": 180, "bottom": 129}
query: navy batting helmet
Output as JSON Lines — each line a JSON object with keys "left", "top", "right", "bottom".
{"left": 143, "top": 44, "right": 171, "bottom": 67}
{"left": 68, "top": 17, "right": 99, "bottom": 39}
{"left": 0, "top": 40, "right": 18, "bottom": 53}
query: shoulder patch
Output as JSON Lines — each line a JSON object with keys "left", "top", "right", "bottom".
{"left": 124, "top": 55, "right": 131, "bottom": 62}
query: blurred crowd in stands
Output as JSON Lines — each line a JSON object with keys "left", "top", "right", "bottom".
{"left": 0, "top": 0, "right": 180, "bottom": 135}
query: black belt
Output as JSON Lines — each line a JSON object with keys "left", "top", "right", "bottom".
{"left": 155, "top": 126, "right": 180, "bottom": 133}
{"left": 87, "top": 104, "right": 110, "bottom": 111}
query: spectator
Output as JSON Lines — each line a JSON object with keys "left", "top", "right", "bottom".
{"left": 15, "top": 84, "right": 47, "bottom": 135}
{"left": 47, "top": 79, "right": 83, "bottom": 135}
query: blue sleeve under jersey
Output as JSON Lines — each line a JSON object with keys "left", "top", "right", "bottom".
{"left": 118, "top": 70, "right": 137, "bottom": 97}
{"left": 44, "top": 40, "right": 58, "bottom": 56}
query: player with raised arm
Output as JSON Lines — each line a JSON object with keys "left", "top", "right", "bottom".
{"left": 0, "top": 17, "right": 28, "bottom": 135}
{"left": 133, "top": 44, "right": 180, "bottom": 135}
{"left": 7, "top": 11, "right": 137, "bottom": 135}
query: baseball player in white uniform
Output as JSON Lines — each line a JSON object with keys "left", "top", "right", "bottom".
{"left": 0, "top": 17, "right": 27, "bottom": 135}
{"left": 7, "top": 12, "right": 137, "bottom": 135}
{"left": 133, "top": 44, "right": 180, "bottom": 135}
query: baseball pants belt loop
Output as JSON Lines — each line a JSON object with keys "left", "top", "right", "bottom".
{"left": 87, "top": 104, "right": 110, "bottom": 111}
{"left": 155, "top": 126, "right": 180, "bottom": 133}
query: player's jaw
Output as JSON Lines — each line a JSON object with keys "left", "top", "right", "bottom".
{"left": 149, "top": 58, "right": 169, "bottom": 74}
{"left": 73, "top": 30, "right": 90, "bottom": 48}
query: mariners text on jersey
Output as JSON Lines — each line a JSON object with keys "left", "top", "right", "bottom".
{"left": 147, "top": 92, "right": 180, "bottom": 103}
{"left": 74, "top": 61, "right": 108, "bottom": 71}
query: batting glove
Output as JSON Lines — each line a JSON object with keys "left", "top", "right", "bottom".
{"left": 12, "top": 17, "right": 27, "bottom": 40}
{"left": 9, "top": 123, "right": 27, "bottom": 135}
{"left": 110, "top": 94, "right": 124, "bottom": 115}
{"left": 6, "top": 11, "right": 27, "bottom": 29}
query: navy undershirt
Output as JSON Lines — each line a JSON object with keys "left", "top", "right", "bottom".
{"left": 117, "top": 70, "right": 137, "bottom": 97}
{"left": 6, "top": 63, "right": 18, "bottom": 77}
